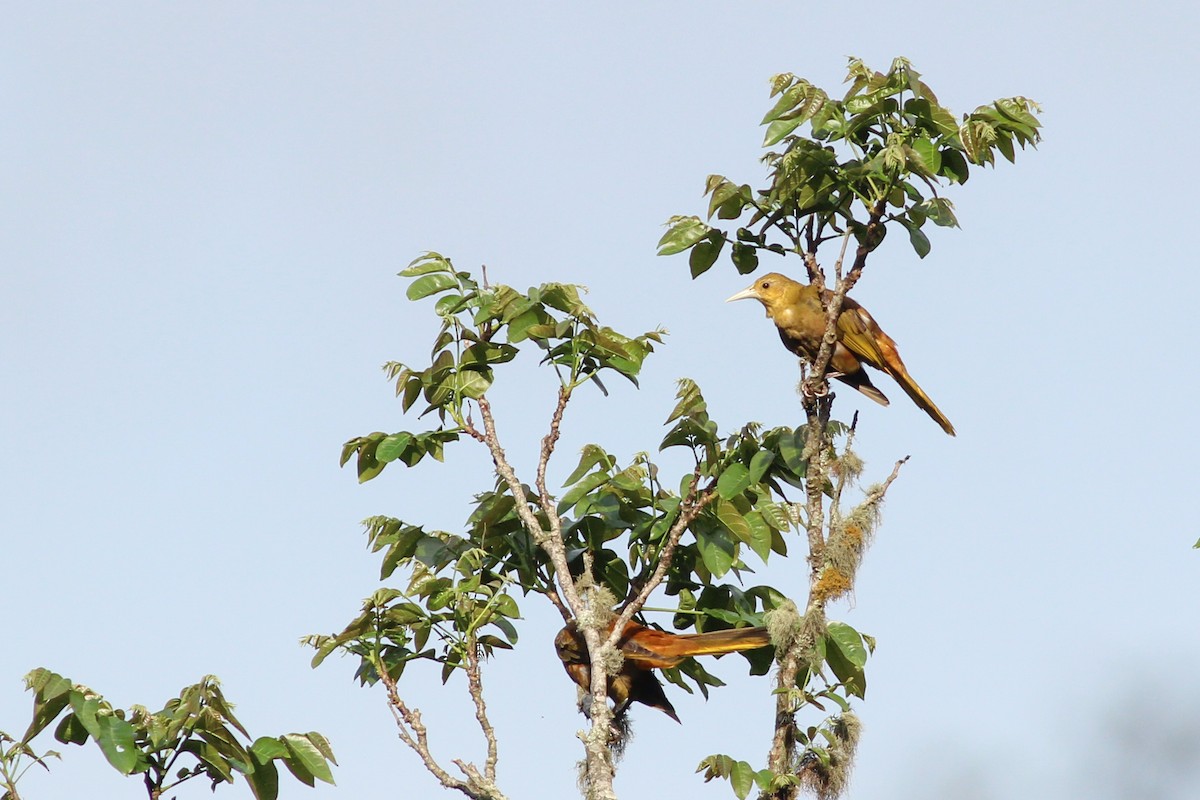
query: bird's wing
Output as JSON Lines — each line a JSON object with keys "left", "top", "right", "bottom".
{"left": 619, "top": 626, "right": 771, "bottom": 669}
{"left": 835, "top": 304, "right": 890, "bottom": 371}
{"left": 619, "top": 630, "right": 688, "bottom": 669}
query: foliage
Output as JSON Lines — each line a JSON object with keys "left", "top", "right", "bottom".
{"left": 658, "top": 56, "right": 1041, "bottom": 269}
{"left": 18, "top": 669, "right": 335, "bottom": 800}
{"left": 324, "top": 254, "right": 849, "bottom": 682}
{"left": 316, "top": 56, "right": 1040, "bottom": 800}
{"left": 1, "top": 727, "right": 60, "bottom": 800}
{"left": 315, "top": 254, "right": 879, "bottom": 797}
{"left": 655, "top": 56, "right": 1039, "bottom": 800}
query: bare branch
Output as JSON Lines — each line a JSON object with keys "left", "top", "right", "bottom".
{"left": 463, "top": 640, "right": 501, "bottom": 783}
{"left": 533, "top": 386, "right": 575, "bottom": 623}
{"left": 473, "top": 395, "right": 583, "bottom": 618}
{"left": 378, "top": 671, "right": 469, "bottom": 795}
{"left": 378, "top": 664, "right": 509, "bottom": 800}
{"left": 865, "top": 456, "right": 909, "bottom": 504}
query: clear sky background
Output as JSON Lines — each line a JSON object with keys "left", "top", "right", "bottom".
{"left": 3, "top": 3, "right": 1198, "bottom": 799}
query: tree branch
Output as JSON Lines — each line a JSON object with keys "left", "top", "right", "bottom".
{"left": 378, "top": 670, "right": 506, "bottom": 799}
{"left": 469, "top": 396, "right": 582, "bottom": 619}
{"left": 463, "top": 637, "right": 501, "bottom": 784}
{"left": 765, "top": 201, "right": 893, "bottom": 800}
{"left": 466, "top": 393, "right": 619, "bottom": 799}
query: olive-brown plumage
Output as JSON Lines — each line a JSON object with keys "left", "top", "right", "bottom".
{"left": 554, "top": 620, "right": 772, "bottom": 722}
{"left": 726, "top": 272, "right": 955, "bottom": 436}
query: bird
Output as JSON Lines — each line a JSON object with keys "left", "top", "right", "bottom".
{"left": 554, "top": 620, "right": 772, "bottom": 722}
{"left": 725, "top": 272, "right": 956, "bottom": 436}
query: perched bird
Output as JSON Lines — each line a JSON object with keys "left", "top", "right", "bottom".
{"left": 554, "top": 620, "right": 772, "bottom": 722}
{"left": 726, "top": 272, "right": 956, "bottom": 436}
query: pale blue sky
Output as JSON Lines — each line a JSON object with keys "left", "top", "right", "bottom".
{"left": 3, "top": 3, "right": 1199, "bottom": 799}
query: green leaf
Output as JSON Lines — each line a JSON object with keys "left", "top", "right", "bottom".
{"left": 250, "top": 737, "right": 290, "bottom": 762}
{"left": 399, "top": 253, "right": 452, "bottom": 278}
{"left": 665, "top": 379, "right": 706, "bottom": 424}
{"left": 995, "top": 133, "right": 1015, "bottom": 163}
{"left": 742, "top": 511, "right": 773, "bottom": 562}
{"left": 763, "top": 117, "right": 802, "bottom": 147}
{"left": 303, "top": 731, "right": 337, "bottom": 766}
{"left": 918, "top": 197, "right": 959, "bottom": 228}
{"left": 689, "top": 232, "right": 724, "bottom": 278}
{"left": 906, "top": 224, "right": 931, "bottom": 259}
{"left": 910, "top": 136, "right": 941, "bottom": 174}
{"left": 282, "top": 733, "right": 335, "bottom": 785}
{"left": 246, "top": 758, "right": 280, "bottom": 800}
{"left": 54, "top": 713, "right": 89, "bottom": 745}
{"left": 657, "top": 216, "right": 711, "bottom": 256}
{"left": 730, "top": 243, "right": 759, "bottom": 275}
{"left": 717, "top": 464, "right": 752, "bottom": 500}
{"left": 825, "top": 621, "right": 869, "bottom": 699}
{"left": 433, "top": 293, "right": 467, "bottom": 317}
{"left": 705, "top": 178, "right": 744, "bottom": 219}
{"left": 406, "top": 273, "right": 458, "bottom": 301}
{"left": 960, "top": 119, "right": 991, "bottom": 165}
{"left": 558, "top": 470, "right": 612, "bottom": 514}
{"left": 715, "top": 498, "right": 751, "bottom": 544}
{"left": 747, "top": 449, "right": 774, "bottom": 484}
{"left": 283, "top": 734, "right": 336, "bottom": 786}
{"left": 762, "top": 83, "right": 803, "bottom": 123}
{"left": 754, "top": 769, "right": 777, "bottom": 791}
{"left": 776, "top": 429, "right": 807, "bottom": 476}
{"left": 22, "top": 669, "right": 73, "bottom": 743}
{"left": 696, "top": 753, "right": 736, "bottom": 782}
{"left": 940, "top": 148, "right": 969, "bottom": 184}
{"left": 563, "top": 444, "right": 615, "bottom": 486}
{"left": 696, "top": 522, "right": 736, "bottom": 578}
{"left": 826, "top": 621, "right": 868, "bottom": 667}
{"left": 375, "top": 432, "right": 414, "bottom": 464}
{"left": 731, "top": 760, "right": 756, "bottom": 800}
{"left": 994, "top": 97, "right": 1042, "bottom": 130}
{"left": 493, "top": 594, "right": 520, "bottom": 618}
{"left": 451, "top": 369, "right": 493, "bottom": 399}
{"left": 757, "top": 500, "right": 792, "bottom": 531}
{"left": 94, "top": 715, "right": 140, "bottom": 774}
{"left": 503, "top": 308, "right": 538, "bottom": 343}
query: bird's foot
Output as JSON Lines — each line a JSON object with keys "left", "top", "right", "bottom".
{"left": 801, "top": 380, "right": 831, "bottom": 399}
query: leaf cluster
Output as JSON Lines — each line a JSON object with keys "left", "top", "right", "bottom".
{"left": 339, "top": 253, "right": 663, "bottom": 485}
{"left": 1, "top": 727, "right": 60, "bottom": 800}
{"left": 305, "top": 541, "right": 523, "bottom": 686}
{"left": 19, "top": 669, "right": 335, "bottom": 800}
{"left": 658, "top": 56, "right": 1042, "bottom": 269}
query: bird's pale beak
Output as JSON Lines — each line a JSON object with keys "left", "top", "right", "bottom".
{"left": 725, "top": 286, "right": 759, "bottom": 303}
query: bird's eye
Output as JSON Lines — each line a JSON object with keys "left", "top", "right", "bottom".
{"left": 761, "top": 281, "right": 771, "bottom": 289}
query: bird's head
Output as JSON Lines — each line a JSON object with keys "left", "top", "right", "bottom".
{"left": 725, "top": 273, "right": 800, "bottom": 312}
{"left": 554, "top": 623, "right": 585, "bottom": 664}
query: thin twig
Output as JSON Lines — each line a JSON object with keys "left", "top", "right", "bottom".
{"left": 378, "top": 670, "right": 468, "bottom": 794}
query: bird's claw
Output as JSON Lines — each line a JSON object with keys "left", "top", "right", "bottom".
{"left": 801, "top": 380, "right": 831, "bottom": 399}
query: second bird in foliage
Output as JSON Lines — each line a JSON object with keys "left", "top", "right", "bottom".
{"left": 726, "top": 272, "right": 956, "bottom": 436}
{"left": 555, "top": 620, "right": 772, "bottom": 722}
